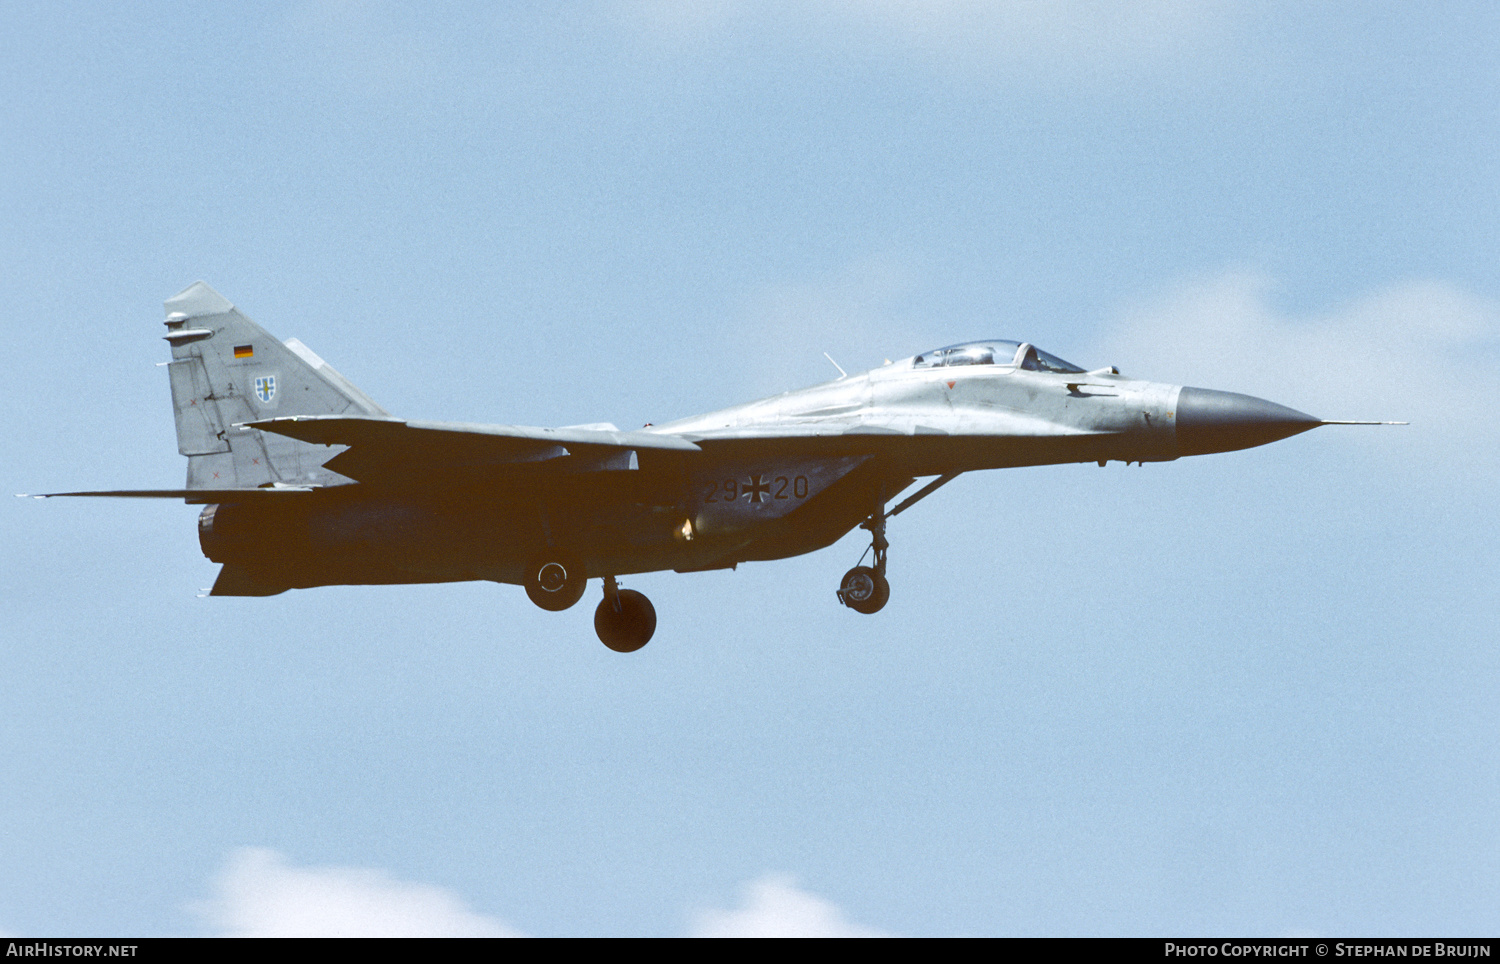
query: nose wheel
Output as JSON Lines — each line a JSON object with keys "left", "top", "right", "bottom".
{"left": 595, "top": 575, "right": 656, "bottom": 652}
{"left": 838, "top": 565, "right": 889, "bottom": 614}
{"left": 837, "top": 511, "right": 891, "bottom": 614}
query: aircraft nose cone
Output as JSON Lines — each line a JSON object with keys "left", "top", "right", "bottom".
{"left": 1175, "top": 387, "right": 1322, "bottom": 456}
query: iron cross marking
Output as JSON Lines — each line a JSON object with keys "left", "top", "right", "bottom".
{"left": 743, "top": 474, "right": 772, "bottom": 503}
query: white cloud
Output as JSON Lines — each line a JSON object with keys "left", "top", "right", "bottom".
{"left": 687, "top": 874, "right": 892, "bottom": 938}
{"left": 197, "top": 848, "right": 525, "bottom": 938}
{"left": 195, "top": 850, "right": 890, "bottom": 937}
{"left": 1090, "top": 270, "right": 1499, "bottom": 477}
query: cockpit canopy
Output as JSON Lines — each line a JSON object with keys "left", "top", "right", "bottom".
{"left": 911, "top": 340, "right": 1085, "bottom": 374}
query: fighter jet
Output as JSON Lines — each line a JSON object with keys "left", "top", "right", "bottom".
{"left": 30, "top": 282, "right": 1398, "bottom": 652}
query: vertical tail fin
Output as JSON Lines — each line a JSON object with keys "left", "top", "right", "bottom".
{"left": 163, "top": 282, "right": 388, "bottom": 489}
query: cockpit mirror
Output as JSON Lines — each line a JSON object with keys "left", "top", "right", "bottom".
{"left": 1018, "top": 343, "right": 1086, "bottom": 374}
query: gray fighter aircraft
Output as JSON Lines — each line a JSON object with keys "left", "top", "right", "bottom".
{"left": 32, "top": 282, "right": 1397, "bottom": 652}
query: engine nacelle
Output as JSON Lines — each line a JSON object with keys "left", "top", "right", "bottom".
{"left": 197, "top": 502, "right": 306, "bottom": 563}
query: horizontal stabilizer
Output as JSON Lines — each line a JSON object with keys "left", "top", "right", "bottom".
{"left": 20, "top": 487, "right": 318, "bottom": 501}
{"left": 211, "top": 564, "right": 289, "bottom": 596}
{"left": 240, "top": 415, "right": 700, "bottom": 483}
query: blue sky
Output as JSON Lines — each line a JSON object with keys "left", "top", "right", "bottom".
{"left": 3, "top": 1, "right": 1496, "bottom": 936}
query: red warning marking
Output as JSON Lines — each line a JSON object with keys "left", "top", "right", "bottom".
{"left": 212, "top": 472, "right": 220, "bottom": 479}
{"left": 946, "top": 380, "right": 955, "bottom": 389}
{"left": 251, "top": 458, "right": 260, "bottom": 465}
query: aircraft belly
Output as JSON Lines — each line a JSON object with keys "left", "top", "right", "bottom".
{"left": 198, "top": 483, "right": 721, "bottom": 589}
{"left": 874, "top": 434, "right": 1103, "bottom": 474}
{"left": 688, "top": 455, "right": 868, "bottom": 537}
{"left": 199, "top": 497, "right": 516, "bottom": 587}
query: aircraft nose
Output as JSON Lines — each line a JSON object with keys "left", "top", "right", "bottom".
{"left": 1175, "top": 387, "right": 1322, "bottom": 456}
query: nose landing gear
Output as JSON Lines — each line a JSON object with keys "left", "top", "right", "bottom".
{"left": 838, "top": 511, "right": 891, "bottom": 614}
{"left": 595, "top": 575, "right": 656, "bottom": 652}
{"left": 836, "top": 472, "right": 959, "bottom": 616}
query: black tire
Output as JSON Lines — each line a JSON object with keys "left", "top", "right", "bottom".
{"left": 523, "top": 553, "right": 588, "bottom": 611}
{"left": 594, "top": 589, "right": 657, "bottom": 653}
{"left": 838, "top": 565, "right": 890, "bottom": 615}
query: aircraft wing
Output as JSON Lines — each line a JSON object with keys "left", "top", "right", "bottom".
{"left": 242, "top": 415, "right": 700, "bottom": 483}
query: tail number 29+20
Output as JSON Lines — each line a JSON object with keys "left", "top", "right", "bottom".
{"left": 704, "top": 474, "right": 810, "bottom": 504}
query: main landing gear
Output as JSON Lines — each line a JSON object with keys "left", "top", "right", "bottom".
{"left": 524, "top": 555, "right": 656, "bottom": 652}
{"left": 837, "top": 472, "right": 960, "bottom": 616}
{"left": 527, "top": 508, "right": 651, "bottom": 651}
{"left": 595, "top": 575, "right": 656, "bottom": 653}
{"left": 523, "top": 553, "right": 588, "bottom": 611}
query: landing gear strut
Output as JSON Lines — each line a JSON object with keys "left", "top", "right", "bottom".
{"left": 836, "top": 472, "right": 959, "bottom": 616}
{"left": 595, "top": 575, "right": 656, "bottom": 653}
{"left": 838, "top": 513, "right": 890, "bottom": 614}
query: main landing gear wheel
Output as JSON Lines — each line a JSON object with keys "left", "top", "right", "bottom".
{"left": 838, "top": 565, "right": 889, "bottom": 614}
{"left": 524, "top": 553, "right": 587, "bottom": 611}
{"left": 595, "top": 576, "right": 656, "bottom": 653}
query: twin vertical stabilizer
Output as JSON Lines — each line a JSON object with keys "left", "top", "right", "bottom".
{"left": 163, "top": 282, "right": 388, "bottom": 490}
